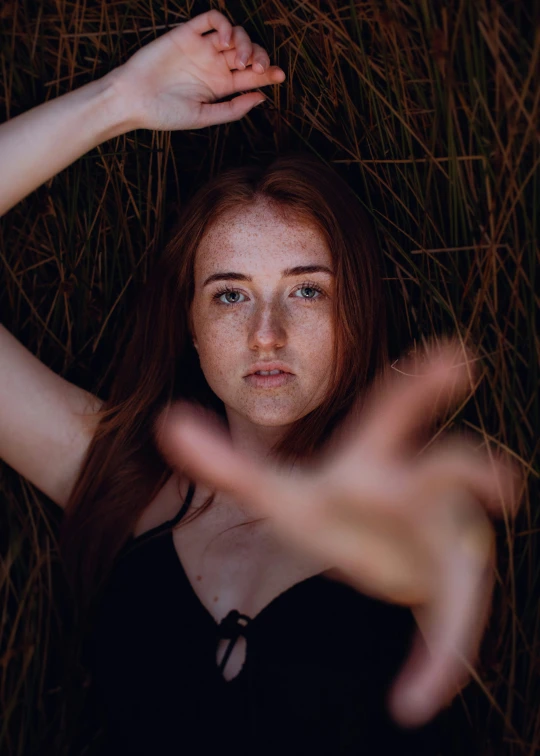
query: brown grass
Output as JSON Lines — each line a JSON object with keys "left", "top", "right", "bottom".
{"left": 0, "top": 1, "right": 538, "bottom": 754}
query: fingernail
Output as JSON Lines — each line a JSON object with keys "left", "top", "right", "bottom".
{"left": 255, "top": 98, "right": 266, "bottom": 107}
{"left": 253, "top": 62, "right": 264, "bottom": 73}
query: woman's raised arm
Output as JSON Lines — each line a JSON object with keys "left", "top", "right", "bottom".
{"left": 0, "top": 9, "right": 286, "bottom": 504}
{"left": 0, "top": 73, "right": 128, "bottom": 218}
{"left": 0, "top": 9, "right": 285, "bottom": 217}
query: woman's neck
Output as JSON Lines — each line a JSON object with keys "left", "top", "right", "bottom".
{"left": 177, "top": 407, "right": 293, "bottom": 533}
{"left": 225, "top": 407, "right": 291, "bottom": 466}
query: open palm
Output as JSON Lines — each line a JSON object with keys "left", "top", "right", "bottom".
{"left": 155, "top": 341, "right": 520, "bottom": 727}
{"left": 115, "top": 10, "right": 286, "bottom": 131}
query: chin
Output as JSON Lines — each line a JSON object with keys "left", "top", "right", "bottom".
{"left": 234, "top": 398, "right": 316, "bottom": 428}
{"left": 247, "top": 412, "right": 299, "bottom": 428}
{"left": 211, "top": 381, "right": 324, "bottom": 429}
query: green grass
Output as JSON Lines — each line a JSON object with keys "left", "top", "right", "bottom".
{"left": 0, "top": 1, "right": 538, "bottom": 754}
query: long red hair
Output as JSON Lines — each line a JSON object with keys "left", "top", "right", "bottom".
{"left": 59, "top": 152, "right": 389, "bottom": 607}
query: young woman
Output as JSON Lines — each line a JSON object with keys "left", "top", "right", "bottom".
{"left": 0, "top": 9, "right": 519, "bottom": 755}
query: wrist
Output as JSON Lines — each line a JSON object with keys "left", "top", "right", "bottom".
{"left": 89, "top": 67, "right": 139, "bottom": 139}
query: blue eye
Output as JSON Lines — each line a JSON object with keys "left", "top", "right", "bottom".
{"left": 213, "top": 283, "right": 324, "bottom": 305}
{"left": 214, "top": 288, "right": 246, "bottom": 305}
{"left": 293, "top": 284, "right": 323, "bottom": 299}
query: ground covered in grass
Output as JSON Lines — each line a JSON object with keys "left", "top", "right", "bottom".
{"left": 0, "top": 1, "right": 538, "bottom": 754}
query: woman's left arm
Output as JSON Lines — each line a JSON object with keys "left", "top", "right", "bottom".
{"left": 154, "top": 340, "right": 522, "bottom": 729}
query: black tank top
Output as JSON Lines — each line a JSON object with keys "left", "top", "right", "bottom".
{"left": 86, "top": 483, "right": 469, "bottom": 755}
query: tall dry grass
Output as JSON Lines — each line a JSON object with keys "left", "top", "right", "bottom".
{"left": 0, "top": 1, "right": 538, "bottom": 754}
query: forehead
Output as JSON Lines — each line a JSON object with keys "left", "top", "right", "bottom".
{"left": 194, "top": 202, "right": 331, "bottom": 277}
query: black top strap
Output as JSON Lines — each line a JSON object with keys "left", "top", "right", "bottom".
{"left": 120, "top": 480, "right": 196, "bottom": 558}
{"left": 167, "top": 480, "right": 196, "bottom": 529}
{"left": 139, "top": 479, "right": 196, "bottom": 540}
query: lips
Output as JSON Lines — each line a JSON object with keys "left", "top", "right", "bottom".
{"left": 243, "top": 361, "right": 296, "bottom": 389}
{"left": 244, "top": 371, "right": 296, "bottom": 389}
{"left": 244, "top": 362, "right": 294, "bottom": 377}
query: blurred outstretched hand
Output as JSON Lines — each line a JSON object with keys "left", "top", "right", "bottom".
{"left": 154, "top": 340, "right": 521, "bottom": 728}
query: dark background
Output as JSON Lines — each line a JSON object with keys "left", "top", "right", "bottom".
{"left": 0, "top": 1, "right": 538, "bottom": 754}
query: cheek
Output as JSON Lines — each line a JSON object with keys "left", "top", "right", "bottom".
{"left": 295, "top": 308, "right": 335, "bottom": 398}
{"left": 292, "top": 304, "right": 335, "bottom": 356}
{"left": 193, "top": 310, "right": 248, "bottom": 375}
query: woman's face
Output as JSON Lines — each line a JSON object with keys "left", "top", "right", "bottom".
{"left": 190, "top": 200, "right": 335, "bottom": 429}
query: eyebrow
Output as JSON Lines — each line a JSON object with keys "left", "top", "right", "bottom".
{"left": 202, "top": 264, "right": 334, "bottom": 288}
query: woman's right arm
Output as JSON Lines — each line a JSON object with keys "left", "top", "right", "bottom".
{"left": 0, "top": 10, "right": 284, "bottom": 506}
{"left": 0, "top": 80, "right": 123, "bottom": 501}
{"left": 0, "top": 9, "right": 284, "bottom": 217}
{"left": 0, "top": 75, "right": 131, "bottom": 217}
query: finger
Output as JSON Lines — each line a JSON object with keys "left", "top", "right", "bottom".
{"left": 386, "top": 531, "right": 495, "bottom": 727}
{"left": 204, "top": 24, "right": 254, "bottom": 68}
{"left": 154, "top": 404, "right": 368, "bottom": 572}
{"left": 194, "top": 92, "right": 269, "bottom": 128}
{"left": 187, "top": 9, "right": 234, "bottom": 48}
{"left": 483, "top": 448, "right": 524, "bottom": 519}
{"left": 154, "top": 403, "right": 337, "bottom": 564}
{"left": 204, "top": 31, "right": 285, "bottom": 83}
{"left": 154, "top": 401, "right": 276, "bottom": 512}
{"left": 350, "top": 340, "right": 478, "bottom": 461}
{"left": 229, "top": 65, "right": 286, "bottom": 90}
{"left": 207, "top": 33, "right": 284, "bottom": 82}
{"left": 222, "top": 43, "right": 271, "bottom": 73}
{"left": 415, "top": 439, "right": 519, "bottom": 519}
{"left": 228, "top": 25, "right": 255, "bottom": 70}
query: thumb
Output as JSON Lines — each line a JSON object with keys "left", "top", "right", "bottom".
{"left": 196, "top": 93, "right": 265, "bottom": 128}
{"left": 154, "top": 401, "right": 271, "bottom": 512}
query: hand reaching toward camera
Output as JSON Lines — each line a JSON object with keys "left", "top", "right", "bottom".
{"left": 113, "top": 9, "right": 286, "bottom": 131}
{"left": 155, "top": 341, "right": 521, "bottom": 729}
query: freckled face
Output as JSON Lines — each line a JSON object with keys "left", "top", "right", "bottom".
{"left": 190, "top": 202, "right": 335, "bottom": 428}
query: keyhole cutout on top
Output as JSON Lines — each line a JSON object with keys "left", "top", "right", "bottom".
{"left": 216, "top": 635, "right": 248, "bottom": 681}
{"left": 216, "top": 609, "right": 252, "bottom": 682}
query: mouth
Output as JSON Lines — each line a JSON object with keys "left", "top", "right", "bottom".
{"left": 251, "top": 369, "right": 288, "bottom": 376}
{"left": 244, "top": 365, "right": 295, "bottom": 389}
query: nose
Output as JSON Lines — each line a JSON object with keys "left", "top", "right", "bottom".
{"left": 247, "top": 301, "right": 287, "bottom": 352}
